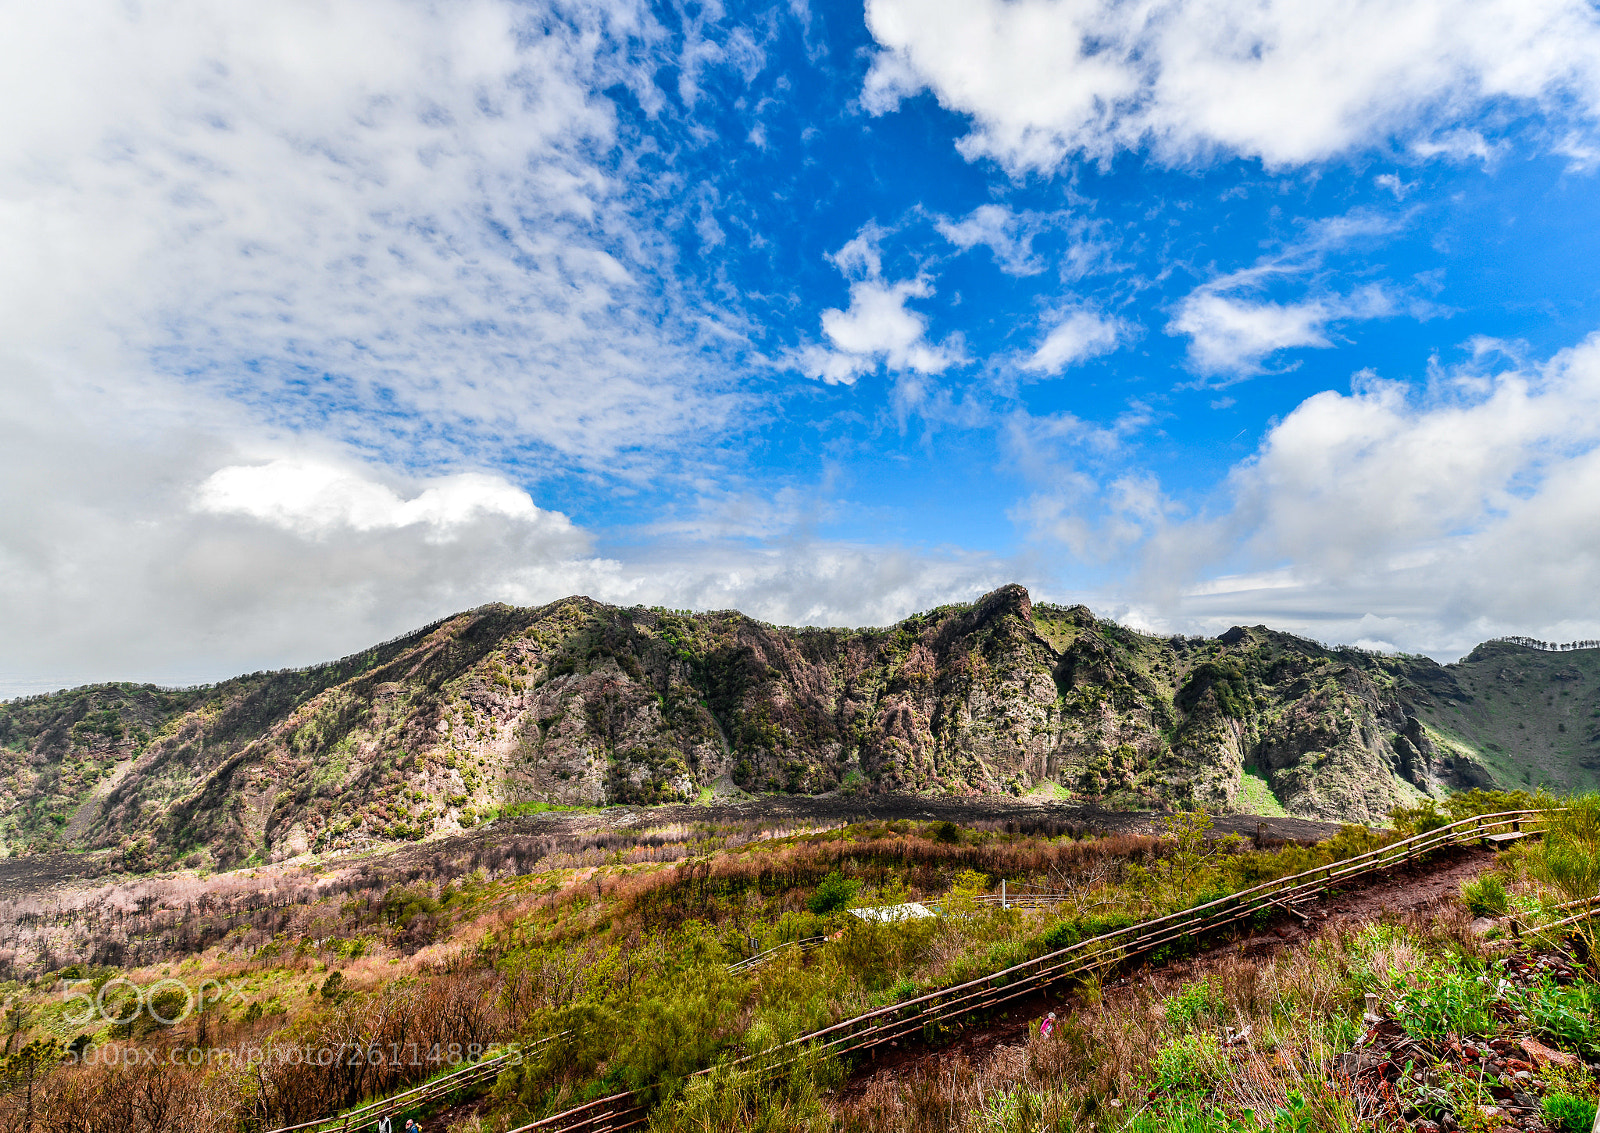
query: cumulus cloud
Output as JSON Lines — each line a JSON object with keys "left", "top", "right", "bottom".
{"left": 0, "top": 357, "right": 609, "bottom": 695}
{"left": 1124, "top": 334, "right": 1600, "bottom": 654}
{"left": 861, "top": 0, "right": 1600, "bottom": 171}
{"left": 1023, "top": 308, "right": 1129, "bottom": 375}
{"left": 193, "top": 460, "right": 567, "bottom": 542}
{"left": 799, "top": 231, "right": 958, "bottom": 383}
{"left": 1169, "top": 291, "right": 1338, "bottom": 376}
{"left": 608, "top": 542, "right": 1016, "bottom": 630}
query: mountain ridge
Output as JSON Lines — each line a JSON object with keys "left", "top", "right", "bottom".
{"left": 2, "top": 585, "right": 1596, "bottom": 868}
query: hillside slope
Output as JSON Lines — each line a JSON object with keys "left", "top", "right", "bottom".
{"left": 1411, "top": 638, "right": 1600, "bottom": 793}
{"left": 1, "top": 585, "right": 1591, "bottom": 866}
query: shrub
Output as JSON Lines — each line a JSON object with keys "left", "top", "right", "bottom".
{"left": 1528, "top": 826, "right": 1600, "bottom": 906}
{"left": 973, "top": 1087, "right": 1045, "bottom": 1133}
{"left": 1392, "top": 963, "right": 1495, "bottom": 1041}
{"left": 1040, "top": 912, "right": 1138, "bottom": 952}
{"left": 1148, "top": 1032, "right": 1225, "bottom": 1096}
{"left": 1124, "top": 1097, "right": 1251, "bottom": 1132}
{"left": 1519, "top": 979, "right": 1600, "bottom": 1054}
{"left": 1164, "top": 978, "right": 1225, "bottom": 1029}
{"left": 806, "top": 872, "right": 860, "bottom": 916}
{"left": 1460, "top": 874, "right": 1509, "bottom": 917}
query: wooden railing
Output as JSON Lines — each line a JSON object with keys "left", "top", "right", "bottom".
{"left": 263, "top": 1039, "right": 548, "bottom": 1133}
{"left": 726, "top": 936, "right": 826, "bottom": 974}
{"left": 508, "top": 809, "right": 1557, "bottom": 1133}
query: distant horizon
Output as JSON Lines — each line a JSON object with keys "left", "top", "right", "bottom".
{"left": 6, "top": 2, "right": 1600, "bottom": 697}
{"left": 7, "top": 585, "right": 1598, "bottom": 702}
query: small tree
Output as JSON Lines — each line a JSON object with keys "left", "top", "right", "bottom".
{"left": 0, "top": 1037, "right": 65, "bottom": 1132}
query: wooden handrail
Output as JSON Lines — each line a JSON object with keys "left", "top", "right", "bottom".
{"left": 262, "top": 1041, "right": 542, "bottom": 1133}
{"left": 267, "top": 809, "right": 1558, "bottom": 1133}
{"left": 515, "top": 807, "right": 1561, "bottom": 1132}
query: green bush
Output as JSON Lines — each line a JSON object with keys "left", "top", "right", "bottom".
{"left": 1543, "top": 1092, "right": 1598, "bottom": 1133}
{"left": 1123, "top": 1096, "right": 1251, "bottom": 1133}
{"left": 806, "top": 871, "right": 860, "bottom": 915}
{"left": 1519, "top": 979, "right": 1600, "bottom": 1054}
{"left": 1392, "top": 963, "right": 1495, "bottom": 1041}
{"left": 1460, "top": 873, "right": 1509, "bottom": 917}
{"left": 1148, "top": 1032, "right": 1225, "bottom": 1095}
{"left": 1163, "top": 978, "right": 1225, "bottom": 1029}
{"left": 1039, "top": 912, "right": 1138, "bottom": 952}
{"left": 1528, "top": 819, "right": 1600, "bottom": 905}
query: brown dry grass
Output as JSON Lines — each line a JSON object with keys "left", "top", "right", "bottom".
{"left": 832, "top": 897, "right": 1489, "bottom": 1133}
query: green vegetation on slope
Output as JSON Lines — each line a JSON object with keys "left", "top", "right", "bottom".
{"left": 1414, "top": 639, "right": 1600, "bottom": 796}
{"left": 0, "top": 587, "right": 1593, "bottom": 866}
{"left": 4, "top": 792, "right": 1596, "bottom": 1133}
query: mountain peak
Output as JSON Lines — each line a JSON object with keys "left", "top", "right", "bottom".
{"left": 0, "top": 592, "right": 1590, "bottom": 867}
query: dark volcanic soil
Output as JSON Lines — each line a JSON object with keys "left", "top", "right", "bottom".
{"left": 0, "top": 793, "right": 1340, "bottom": 899}
{"left": 461, "top": 793, "right": 1344, "bottom": 855}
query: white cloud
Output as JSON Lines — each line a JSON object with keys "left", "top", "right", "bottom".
{"left": 1374, "top": 173, "right": 1416, "bottom": 200}
{"left": 862, "top": 0, "right": 1600, "bottom": 171}
{"left": 1167, "top": 215, "right": 1421, "bottom": 377}
{"left": 799, "top": 231, "right": 959, "bottom": 383}
{"left": 602, "top": 542, "right": 1016, "bottom": 630}
{"left": 0, "top": 0, "right": 745, "bottom": 475}
{"left": 1170, "top": 291, "right": 1336, "bottom": 376}
{"left": 1023, "top": 308, "right": 1129, "bottom": 375}
{"left": 1122, "top": 332, "right": 1600, "bottom": 654}
{"left": 193, "top": 460, "right": 562, "bottom": 541}
{"left": 936, "top": 204, "right": 1049, "bottom": 275}
{"left": 0, "top": 381, "right": 602, "bottom": 695}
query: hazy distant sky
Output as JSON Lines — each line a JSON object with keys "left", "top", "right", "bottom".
{"left": 6, "top": 0, "right": 1600, "bottom": 694}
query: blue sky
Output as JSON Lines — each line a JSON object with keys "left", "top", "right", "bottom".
{"left": 5, "top": 0, "right": 1600, "bottom": 694}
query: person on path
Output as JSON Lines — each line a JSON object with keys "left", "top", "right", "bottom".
{"left": 376, "top": 1117, "right": 391, "bottom": 1133}
{"left": 1039, "top": 1012, "right": 1056, "bottom": 1038}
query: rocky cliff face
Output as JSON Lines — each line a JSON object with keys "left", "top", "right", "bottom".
{"left": 0, "top": 586, "right": 1583, "bottom": 867}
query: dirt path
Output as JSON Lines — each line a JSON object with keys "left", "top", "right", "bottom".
{"left": 837, "top": 844, "right": 1501, "bottom": 1095}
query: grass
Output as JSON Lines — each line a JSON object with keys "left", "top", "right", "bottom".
{"left": 1233, "top": 770, "right": 1290, "bottom": 818}
{"left": 5, "top": 792, "right": 1598, "bottom": 1133}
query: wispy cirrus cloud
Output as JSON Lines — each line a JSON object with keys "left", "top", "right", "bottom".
{"left": 1, "top": 0, "right": 753, "bottom": 476}
{"left": 1166, "top": 210, "right": 1433, "bottom": 378}
{"left": 935, "top": 204, "right": 1052, "bottom": 275}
